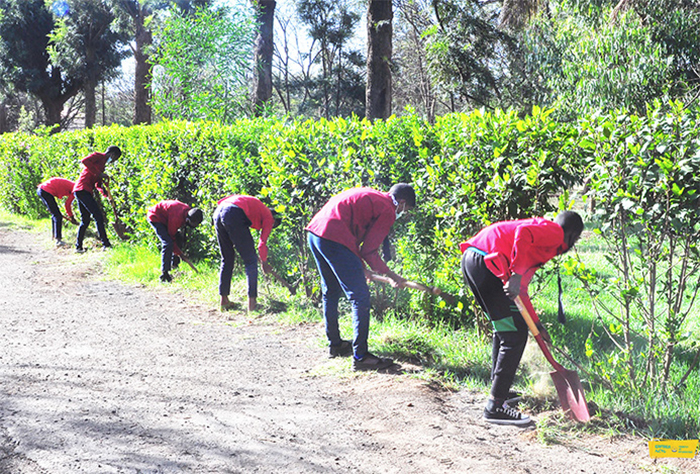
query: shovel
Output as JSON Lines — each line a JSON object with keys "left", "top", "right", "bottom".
{"left": 514, "top": 295, "right": 591, "bottom": 422}
{"left": 102, "top": 184, "right": 129, "bottom": 240}
{"left": 367, "top": 272, "right": 456, "bottom": 305}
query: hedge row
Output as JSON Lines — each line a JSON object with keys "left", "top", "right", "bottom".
{"left": 1, "top": 103, "right": 698, "bottom": 327}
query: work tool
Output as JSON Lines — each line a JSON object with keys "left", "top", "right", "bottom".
{"left": 367, "top": 271, "right": 455, "bottom": 305}
{"left": 514, "top": 295, "right": 591, "bottom": 422}
{"left": 102, "top": 183, "right": 129, "bottom": 240}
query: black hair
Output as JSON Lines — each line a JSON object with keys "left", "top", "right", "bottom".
{"left": 554, "top": 210, "right": 584, "bottom": 236}
{"left": 187, "top": 207, "right": 204, "bottom": 227}
{"left": 389, "top": 183, "right": 416, "bottom": 208}
{"left": 105, "top": 145, "right": 122, "bottom": 158}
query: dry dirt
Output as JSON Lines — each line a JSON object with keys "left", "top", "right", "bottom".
{"left": 0, "top": 220, "right": 697, "bottom": 474}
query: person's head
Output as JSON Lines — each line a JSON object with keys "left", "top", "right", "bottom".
{"left": 272, "top": 211, "right": 283, "bottom": 229}
{"left": 105, "top": 145, "right": 122, "bottom": 163}
{"left": 186, "top": 208, "right": 203, "bottom": 228}
{"left": 389, "top": 183, "right": 416, "bottom": 218}
{"left": 554, "top": 210, "right": 584, "bottom": 252}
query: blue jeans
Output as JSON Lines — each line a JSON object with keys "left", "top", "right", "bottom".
{"left": 74, "top": 190, "right": 110, "bottom": 250}
{"left": 214, "top": 204, "right": 258, "bottom": 298}
{"left": 307, "top": 232, "right": 371, "bottom": 358}
{"left": 37, "top": 187, "right": 63, "bottom": 241}
{"left": 149, "top": 221, "right": 176, "bottom": 274}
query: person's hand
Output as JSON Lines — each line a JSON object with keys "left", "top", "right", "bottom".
{"left": 536, "top": 321, "right": 552, "bottom": 344}
{"left": 261, "top": 260, "right": 273, "bottom": 274}
{"left": 503, "top": 273, "right": 522, "bottom": 300}
{"left": 387, "top": 271, "right": 407, "bottom": 288}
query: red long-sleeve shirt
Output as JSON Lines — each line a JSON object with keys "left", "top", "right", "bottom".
{"left": 460, "top": 218, "right": 567, "bottom": 321}
{"left": 38, "top": 177, "right": 76, "bottom": 220}
{"left": 147, "top": 200, "right": 191, "bottom": 257}
{"left": 306, "top": 187, "right": 396, "bottom": 274}
{"left": 217, "top": 195, "right": 274, "bottom": 262}
{"left": 72, "top": 152, "right": 108, "bottom": 196}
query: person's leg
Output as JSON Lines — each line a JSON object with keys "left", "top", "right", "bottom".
{"left": 75, "top": 190, "right": 111, "bottom": 248}
{"left": 150, "top": 221, "right": 174, "bottom": 279}
{"left": 462, "top": 250, "right": 530, "bottom": 424}
{"left": 74, "top": 191, "right": 92, "bottom": 251}
{"left": 311, "top": 236, "right": 372, "bottom": 359}
{"left": 223, "top": 206, "right": 258, "bottom": 310}
{"left": 38, "top": 188, "right": 63, "bottom": 241}
{"left": 490, "top": 330, "right": 528, "bottom": 400}
{"left": 307, "top": 232, "right": 344, "bottom": 348}
{"left": 215, "top": 206, "right": 237, "bottom": 308}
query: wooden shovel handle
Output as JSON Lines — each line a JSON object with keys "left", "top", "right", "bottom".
{"left": 367, "top": 272, "right": 455, "bottom": 304}
{"left": 514, "top": 296, "right": 565, "bottom": 373}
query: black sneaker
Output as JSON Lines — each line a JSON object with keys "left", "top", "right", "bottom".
{"left": 353, "top": 353, "right": 394, "bottom": 371}
{"left": 160, "top": 272, "right": 172, "bottom": 283}
{"left": 329, "top": 340, "right": 353, "bottom": 358}
{"left": 75, "top": 247, "right": 86, "bottom": 254}
{"left": 483, "top": 404, "right": 531, "bottom": 426}
{"left": 505, "top": 391, "right": 523, "bottom": 405}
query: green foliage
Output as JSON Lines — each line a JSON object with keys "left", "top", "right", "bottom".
{"left": 424, "top": 0, "right": 517, "bottom": 110}
{"left": 0, "top": 0, "right": 82, "bottom": 127}
{"left": 150, "top": 4, "right": 255, "bottom": 122}
{"left": 573, "top": 101, "right": 700, "bottom": 401}
{"left": 514, "top": 1, "right": 698, "bottom": 118}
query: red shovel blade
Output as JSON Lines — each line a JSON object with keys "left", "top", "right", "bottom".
{"left": 550, "top": 368, "right": 591, "bottom": 422}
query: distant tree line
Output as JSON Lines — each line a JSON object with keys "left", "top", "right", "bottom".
{"left": 1, "top": 0, "right": 698, "bottom": 133}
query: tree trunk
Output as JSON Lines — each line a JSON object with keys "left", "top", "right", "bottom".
{"left": 84, "top": 81, "right": 97, "bottom": 128}
{"left": 133, "top": 16, "right": 152, "bottom": 125}
{"left": 366, "top": 0, "right": 393, "bottom": 121}
{"left": 252, "top": 0, "right": 276, "bottom": 117}
{"left": 0, "top": 100, "right": 8, "bottom": 134}
{"left": 43, "top": 99, "right": 64, "bottom": 131}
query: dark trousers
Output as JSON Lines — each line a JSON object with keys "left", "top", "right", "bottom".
{"left": 461, "top": 250, "right": 528, "bottom": 400}
{"left": 307, "top": 232, "right": 371, "bottom": 358}
{"left": 214, "top": 204, "right": 258, "bottom": 298}
{"left": 74, "top": 190, "right": 111, "bottom": 250}
{"left": 37, "top": 187, "right": 63, "bottom": 241}
{"left": 149, "top": 221, "right": 177, "bottom": 274}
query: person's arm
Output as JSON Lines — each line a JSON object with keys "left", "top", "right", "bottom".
{"left": 359, "top": 210, "right": 395, "bottom": 275}
{"left": 257, "top": 215, "right": 273, "bottom": 263}
{"left": 169, "top": 211, "right": 187, "bottom": 257}
{"left": 64, "top": 194, "right": 76, "bottom": 222}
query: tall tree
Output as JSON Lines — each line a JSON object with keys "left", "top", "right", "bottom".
{"left": 110, "top": 0, "right": 161, "bottom": 125}
{"left": 394, "top": 0, "right": 436, "bottom": 121}
{"left": 0, "top": 0, "right": 82, "bottom": 130}
{"left": 297, "top": 0, "right": 364, "bottom": 118}
{"left": 252, "top": 0, "right": 276, "bottom": 116}
{"left": 48, "top": 0, "right": 128, "bottom": 128}
{"left": 150, "top": 4, "right": 255, "bottom": 122}
{"left": 366, "top": 0, "right": 393, "bottom": 121}
{"left": 109, "top": 0, "right": 215, "bottom": 125}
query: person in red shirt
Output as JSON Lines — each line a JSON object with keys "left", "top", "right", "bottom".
{"left": 37, "top": 177, "right": 77, "bottom": 246}
{"left": 147, "top": 200, "right": 204, "bottom": 282}
{"left": 306, "top": 184, "right": 415, "bottom": 371}
{"left": 460, "top": 211, "right": 583, "bottom": 425}
{"left": 214, "top": 195, "right": 281, "bottom": 312}
{"left": 72, "top": 145, "right": 122, "bottom": 252}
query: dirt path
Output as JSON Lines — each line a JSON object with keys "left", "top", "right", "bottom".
{"left": 0, "top": 221, "right": 695, "bottom": 474}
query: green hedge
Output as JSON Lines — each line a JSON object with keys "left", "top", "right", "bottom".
{"left": 1, "top": 104, "right": 696, "bottom": 328}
